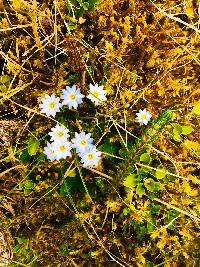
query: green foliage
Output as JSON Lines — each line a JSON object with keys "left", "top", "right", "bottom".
{"left": 27, "top": 139, "right": 40, "bottom": 156}
{"left": 59, "top": 244, "right": 69, "bottom": 257}
{"left": 147, "top": 218, "right": 155, "bottom": 233}
{"left": 163, "top": 209, "right": 179, "bottom": 230}
{"left": 123, "top": 173, "right": 137, "bottom": 188}
{"left": 0, "top": 74, "right": 10, "bottom": 91}
{"left": 60, "top": 176, "right": 82, "bottom": 195}
{"left": 12, "top": 237, "right": 38, "bottom": 266}
{"left": 66, "top": 0, "right": 99, "bottom": 18}
{"left": 181, "top": 125, "right": 194, "bottom": 135}
{"left": 151, "top": 204, "right": 161, "bottom": 214}
{"left": 19, "top": 179, "right": 35, "bottom": 195}
{"left": 170, "top": 123, "right": 194, "bottom": 141}
{"left": 192, "top": 101, "right": 200, "bottom": 115}
{"left": 0, "top": 0, "right": 200, "bottom": 266}
{"left": 123, "top": 161, "right": 161, "bottom": 198}
{"left": 19, "top": 149, "right": 31, "bottom": 162}
{"left": 140, "top": 153, "right": 151, "bottom": 164}
{"left": 144, "top": 178, "right": 157, "bottom": 192}
{"left": 136, "top": 183, "right": 145, "bottom": 198}
{"left": 101, "top": 137, "right": 120, "bottom": 156}
{"left": 155, "top": 168, "right": 167, "bottom": 180}
{"left": 122, "top": 207, "right": 130, "bottom": 216}
{"left": 126, "top": 109, "right": 173, "bottom": 173}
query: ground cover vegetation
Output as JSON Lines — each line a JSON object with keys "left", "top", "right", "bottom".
{"left": 0, "top": 0, "right": 200, "bottom": 266}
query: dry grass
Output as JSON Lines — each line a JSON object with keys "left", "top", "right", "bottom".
{"left": 0, "top": 0, "right": 199, "bottom": 266}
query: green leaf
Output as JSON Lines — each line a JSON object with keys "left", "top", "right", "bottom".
{"left": 82, "top": 2, "right": 90, "bottom": 10}
{"left": 88, "top": 0, "right": 99, "bottom": 7}
{"left": 172, "top": 123, "right": 182, "bottom": 141}
{"left": 192, "top": 101, "right": 200, "bottom": 115}
{"left": 0, "top": 84, "right": 7, "bottom": 92}
{"left": 119, "top": 147, "right": 130, "bottom": 159}
{"left": 24, "top": 180, "right": 34, "bottom": 190}
{"left": 123, "top": 207, "right": 130, "bottom": 216}
{"left": 148, "top": 192, "right": 156, "bottom": 200}
{"left": 101, "top": 138, "right": 120, "bottom": 156}
{"left": 123, "top": 174, "right": 137, "bottom": 188}
{"left": 147, "top": 261, "right": 154, "bottom": 267}
{"left": 140, "top": 153, "right": 151, "bottom": 164}
{"left": 155, "top": 168, "right": 166, "bottom": 179}
{"left": 137, "top": 167, "right": 148, "bottom": 176}
{"left": 60, "top": 176, "right": 82, "bottom": 196}
{"left": 0, "top": 75, "right": 10, "bottom": 84}
{"left": 19, "top": 149, "right": 31, "bottom": 161}
{"left": 28, "top": 139, "right": 40, "bottom": 156}
{"left": 181, "top": 125, "right": 194, "bottom": 135}
{"left": 154, "top": 181, "right": 160, "bottom": 192}
{"left": 16, "top": 237, "right": 27, "bottom": 245}
{"left": 164, "top": 209, "right": 179, "bottom": 230}
{"left": 136, "top": 183, "right": 145, "bottom": 197}
{"left": 172, "top": 124, "right": 182, "bottom": 132}
{"left": 171, "top": 112, "right": 177, "bottom": 120}
{"left": 144, "top": 178, "right": 155, "bottom": 192}
{"left": 152, "top": 204, "right": 160, "bottom": 214}
{"left": 59, "top": 244, "right": 69, "bottom": 257}
{"left": 147, "top": 218, "right": 155, "bottom": 233}
{"left": 67, "top": 21, "right": 77, "bottom": 30}
{"left": 77, "top": 0, "right": 83, "bottom": 5}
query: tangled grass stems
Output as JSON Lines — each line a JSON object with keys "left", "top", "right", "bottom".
{"left": 0, "top": 0, "right": 199, "bottom": 265}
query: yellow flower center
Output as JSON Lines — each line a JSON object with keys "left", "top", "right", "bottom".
{"left": 69, "top": 93, "right": 77, "bottom": 100}
{"left": 80, "top": 139, "right": 87, "bottom": 146}
{"left": 57, "top": 131, "right": 64, "bottom": 138}
{"left": 140, "top": 114, "right": 147, "bottom": 120}
{"left": 87, "top": 153, "right": 94, "bottom": 160}
{"left": 93, "top": 91, "right": 99, "bottom": 98}
{"left": 59, "top": 145, "right": 65, "bottom": 152}
{"left": 49, "top": 101, "right": 55, "bottom": 109}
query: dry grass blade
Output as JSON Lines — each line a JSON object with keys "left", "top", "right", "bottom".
{"left": 151, "top": 0, "right": 200, "bottom": 34}
{"left": 154, "top": 198, "right": 200, "bottom": 223}
{"left": 0, "top": 24, "right": 32, "bottom": 32}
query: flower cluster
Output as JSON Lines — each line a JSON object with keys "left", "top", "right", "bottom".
{"left": 44, "top": 124, "right": 72, "bottom": 162}
{"left": 40, "top": 83, "right": 151, "bottom": 167}
{"left": 39, "top": 83, "right": 107, "bottom": 117}
{"left": 43, "top": 126, "right": 101, "bottom": 168}
{"left": 39, "top": 84, "right": 151, "bottom": 126}
{"left": 72, "top": 132, "right": 101, "bottom": 167}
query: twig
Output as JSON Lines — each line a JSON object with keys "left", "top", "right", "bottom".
{"left": 154, "top": 198, "right": 200, "bottom": 222}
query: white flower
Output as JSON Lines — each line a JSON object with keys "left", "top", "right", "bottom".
{"left": 61, "top": 85, "right": 85, "bottom": 109}
{"left": 44, "top": 142, "right": 56, "bottom": 162}
{"left": 136, "top": 109, "right": 152, "bottom": 125}
{"left": 39, "top": 94, "right": 62, "bottom": 117}
{"left": 87, "top": 83, "right": 107, "bottom": 106}
{"left": 52, "top": 140, "right": 72, "bottom": 160}
{"left": 80, "top": 146, "right": 101, "bottom": 168}
{"left": 49, "top": 124, "right": 70, "bottom": 142}
{"left": 71, "top": 132, "right": 93, "bottom": 154}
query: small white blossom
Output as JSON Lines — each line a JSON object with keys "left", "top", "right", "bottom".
{"left": 39, "top": 94, "right": 62, "bottom": 117}
{"left": 49, "top": 124, "right": 70, "bottom": 142}
{"left": 136, "top": 109, "right": 152, "bottom": 125}
{"left": 52, "top": 140, "right": 72, "bottom": 160}
{"left": 87, "top": 83, "right": 107, "bottom": 106}
{"left": 44, "top": 142, "right": 56, "bottom": 162}
{"left": 61, "top": 85, "right": 85, "bottom": 109}
{"left": 71, "top": 132, "right": 93, "bottom": 154}
{"left": 80, "top": 146, "right": 101, "bottom": 168}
